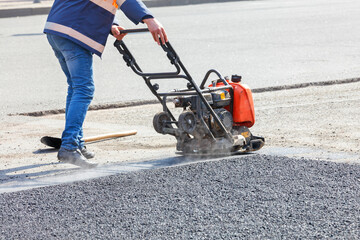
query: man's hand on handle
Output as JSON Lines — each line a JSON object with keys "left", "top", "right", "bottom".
{"left": 111, "top": 25, "right": 127, "bottom": 41}
{"left": 143, "top": 18, "right": 168, "bottom": 45}
{"left": 111, "top": 18, "right": 168, "bottom": 45}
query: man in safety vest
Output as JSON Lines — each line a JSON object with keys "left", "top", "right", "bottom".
{"left": 44, "top": 0, "right": 168, "bottom": 168}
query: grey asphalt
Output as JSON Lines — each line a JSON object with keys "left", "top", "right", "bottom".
{"left": 0, "top": 0, "right": 53, "bottom": 18}
{"left": 0, "top": 0, "right": 245, "bottom": 19}
{"left": 0, "top": 0, "right": 248, "bottom": 18}
{"left": 1, "top": 154, "right": 360, "bottom": 239}
{"left": 1, "top": 0, "right": 360, "bottom": 117}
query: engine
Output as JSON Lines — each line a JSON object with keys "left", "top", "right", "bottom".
{"left": 173, "top": 89, "right": 231, "bottom": 110}
{"left": 174, "top": 90, "right": 233, "bottom": 137}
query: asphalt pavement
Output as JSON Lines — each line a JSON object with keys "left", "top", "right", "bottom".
{"left": 0, "top": 0, "right": 244, "bottom": 18}
{"left": 1, "top": 155, "right": 360, "bottom": 239}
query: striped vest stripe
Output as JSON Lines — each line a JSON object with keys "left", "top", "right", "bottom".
{"left": 45, "top": 22, "right": 105, "bottom": 54}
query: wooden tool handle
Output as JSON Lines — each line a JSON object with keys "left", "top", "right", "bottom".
{"left": 84, "top": 130, "right": 137, "bottom": 143}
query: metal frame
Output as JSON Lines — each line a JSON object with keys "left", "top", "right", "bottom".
{"left": 113, "top": 28, "right": 235, "bottom": 143}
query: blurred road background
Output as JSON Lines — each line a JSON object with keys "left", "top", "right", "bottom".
{"left": 0, "top": 0, "right": 359, "bottom": 117}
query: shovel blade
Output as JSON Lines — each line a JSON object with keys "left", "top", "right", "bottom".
{"left": 40, "top": 136, "right": 62, "bottom": 149}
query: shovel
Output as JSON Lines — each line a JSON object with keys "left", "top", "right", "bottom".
{"left": 40, "top": 130, "right": 137, "bottom": 149}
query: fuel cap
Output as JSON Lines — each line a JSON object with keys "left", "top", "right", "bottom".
{"left": 231, "top": 75, "right": 242, "bottom": 83}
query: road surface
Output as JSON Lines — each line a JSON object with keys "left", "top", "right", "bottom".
{"left": 0, "top": 0, "right": 359, "bottom": 116}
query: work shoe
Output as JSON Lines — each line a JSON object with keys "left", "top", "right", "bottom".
{"left": 80, "top": 146, "right": 95, "bottom": 159}
{"left": 57, "top": 148, "right": 98, "bottom": 169}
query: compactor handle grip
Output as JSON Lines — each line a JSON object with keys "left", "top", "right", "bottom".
{"left": 119, "top": 28, "right": 149, "bottom": 34}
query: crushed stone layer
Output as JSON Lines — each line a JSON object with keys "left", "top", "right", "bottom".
{"left": 0, "top": 81, "right": 360, "bottom": 184}
{"left": 1, "top": 155, "right": 360, "bottom": 239}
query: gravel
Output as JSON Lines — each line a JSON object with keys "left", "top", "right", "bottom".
{"left": 1, "top": 155, "right": 360, "bottom": 239}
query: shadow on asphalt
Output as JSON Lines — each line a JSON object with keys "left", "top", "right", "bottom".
{"left": 0, "top": 162, "right": 77, "bottom": 184}
{"left": 143, "top": 151, "right": 256, "bottom": 169}
{"left": 32, "top": 148, "right": 58, "bottom": 154}
{"left": 0, "top": 151, "right": 257, "bottom": 193}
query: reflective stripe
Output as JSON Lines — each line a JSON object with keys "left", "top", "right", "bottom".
{"left": 89, "top": 0, "right": 117, "bottom": 15}
{"left": 45, "top": 22, "right": 105, "bottom": 54}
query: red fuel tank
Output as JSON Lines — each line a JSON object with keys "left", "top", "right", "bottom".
{"left": 211, "top": 80, "right": 255, "bottom": 128}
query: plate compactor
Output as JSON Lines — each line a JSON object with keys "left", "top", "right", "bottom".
{"left": 114, "top": 29, "right": 265, "bottom": 155}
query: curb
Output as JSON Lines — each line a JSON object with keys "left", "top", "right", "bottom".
{"left": 14, "top": 77, "right": 360, "bottom": 117}
{"left": 0, "top": 0, "right": 243, "bottom": 18}
{"left": 0, "top": 4, "right": 52, "bottom": 18}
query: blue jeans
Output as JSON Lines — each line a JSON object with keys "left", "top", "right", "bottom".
{"left": 47, "top": 33, "right": 94, "bottom": 151}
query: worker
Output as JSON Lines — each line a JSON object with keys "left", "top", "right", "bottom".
{"left": 44, "top": 0, "right": 167, "bottom": 168}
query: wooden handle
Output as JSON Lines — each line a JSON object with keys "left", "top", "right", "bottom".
{"left": 83, "top": 130, "right": 137, "bottom": 143}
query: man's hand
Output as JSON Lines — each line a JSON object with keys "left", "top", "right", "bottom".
{"left": 143, "top": 18, "right": 168, "bottom": 45}
{"left": 111, "top": 25, "right": 127, "bottom": 41}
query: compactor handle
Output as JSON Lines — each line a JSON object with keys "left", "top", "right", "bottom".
{"left": 114, "top": 29, "right": 181, "bottom": 78}
{"left": 119, "top": 28, "right": 149, "bottom": 34}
